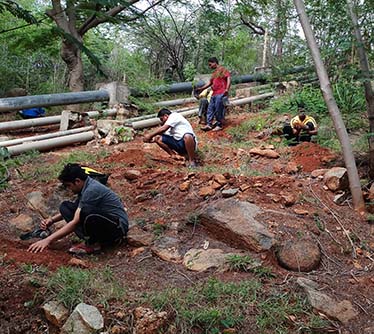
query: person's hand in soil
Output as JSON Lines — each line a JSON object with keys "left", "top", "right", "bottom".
{"left": 143, "top": 134, "right": 152, "bottom": 143}
{"left": 28, "top": 238, "right": 51, "bottom": 253}
{"left": 40, "top": 217, "right": 53, "bottom": 230}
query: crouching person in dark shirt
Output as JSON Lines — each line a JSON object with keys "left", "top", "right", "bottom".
{"left": 28, "top": 163, "right": 128, "bottom": 255}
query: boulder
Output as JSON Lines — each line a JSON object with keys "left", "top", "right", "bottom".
{"left": 199, "top": 199, "right": 275, "bottom": 252}
{"left": 127, "top": 226, "right": 153, "bottom": 247}
{"left": 276, "top": 238, "right": 321, "bottom": 272}
{"left": 26, "top": 191, "right": 48, "bottom": 213}
{"left": 183, "top": 248, "right": 230, "bottom": 272}
{"left": 151, "top": 237, "right": 182, "bottom": 263}
{"left": 10, "top": 214, "right": 34, "bottom": 232}
{"left": 42, "top": 301, "right": 69, "bottom": 327}
{"left": 324, "top": 167, "right": 349, "bottom": 192}
{"left": 61, "top": 303, "right": 104, "bottom": 334}
{"left": 297, "top": 278, "right": 358, "bottom": 324}
{"left": 133, "top": 307, "right": 168, "bottom": 334}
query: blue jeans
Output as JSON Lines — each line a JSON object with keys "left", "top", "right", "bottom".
{"left": 207, "top": 94, "right": 225, "bottom": 127}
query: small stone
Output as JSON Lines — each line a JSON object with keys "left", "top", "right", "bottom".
{"left": 214, "top": 174, "right": 228, "bottom": 185}
{"left": 199, "top": 186, "right": 216, "bottom": 197}
{"left": 61, "top": 303, "right": 104, "bottom": 334}
{"left": 127, "top": 226, "right": 153, "bottom": 247}
{"left": 130, "top": 247, "right": 146, "bottom": 257}
{"left": 68, "top": 258, "right": 89, "bottom": 268}
{"left": 124, "top": 169, "right": 141, "bottom": 181}
{"left": 282, "top": 194, "right": 296, "bottom": 207}
{"left": 294, "top": 208, "right": 309, "bottom": 215}
{"left": 179, "top": 181, "right": 191, "bottom": 192}
{"left": 239, "top": 184, "right": 250, "bottom": 192}
{"left": 212, "top": 181, "right": 223, "bottom": 190}
{"left": 222, "top": 188, "right": 239, "bottom": 198}
{"left": 42, "top": 301, "right": 69, "bottom": 327}
{"left": 311, "top": 169, "right": 328, "bottom": 178}
{"left": 249, "top": 147, "right": 280, "bottom": 159}
{"left": 285, "top": 162, "right": 299, "bottom": 174}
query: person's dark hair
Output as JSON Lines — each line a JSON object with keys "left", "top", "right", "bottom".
{"left": 58, "top": 163, "right": 88, "bottom": 183}
{"left": 208, "top": 57, "right": 219, "bottom": 64}
{"left": 157, "top": 108, "right": 172, "bottom": 118}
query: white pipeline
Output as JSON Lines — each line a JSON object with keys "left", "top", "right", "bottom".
{"left": 0, "top": 110, "right": 116, "bottom": 133}
{"left": 0, "top": 126, "right": 94, "bottom": 147}
{"left": 6, "top": 131, "right": 95, "bottom": 156}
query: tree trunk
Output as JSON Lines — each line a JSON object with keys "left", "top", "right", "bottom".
{"left": 262, "top": 29, "right": 269, "bottom": 68}
{"left": 346, "top": 0, "right": 374, "bottom": 180}
{"left": 293, "top": 0, "right": 365, "bottom": 214}
{"left": 61, "top": 40, "right": 84, "bottom": 92}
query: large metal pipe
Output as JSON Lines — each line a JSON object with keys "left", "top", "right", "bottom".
{"left": 0, "top": 90, "right": 109, "bottom": 113}
{"left": 154, "top": 97, "right": 197, "bottom": 107}
{"left": 0, "top": 126, "right": 94, "bottom": 147}
{"left": 132, "top": 93, "right": 274, "bottom": 129}
{"left": 6, "top": 131, "right": 95, "bottom": 156}
{"left": 0, "top": 109, "right": 116, "bottom": 133}
{"left": 131, "top": 66, "right": 307, "bottom": 96}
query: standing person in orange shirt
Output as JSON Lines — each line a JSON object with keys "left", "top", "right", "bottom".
{"left": 196, "top": 57, "right": 231, "bottom": 131}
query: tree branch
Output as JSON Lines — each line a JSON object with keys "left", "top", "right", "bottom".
{"left": 240, "top": 15, "right": 265, "bottom": 35}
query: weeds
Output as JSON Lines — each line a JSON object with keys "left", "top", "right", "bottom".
{"left": 47, "top": 266, "right": 125, "bottom": 310}
{"left": 24, "top": 150, "right": 109, "bottom": 182}
{"left": 152, "top": 223, "right": 166, "bottom": 236}
{"left": 146, "top": 278, "right": 261, "bottom": 333}
{"left": 227, "top": 255, "right": 276, "bottom": 279}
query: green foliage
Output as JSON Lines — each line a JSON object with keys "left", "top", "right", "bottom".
{"left": 0, "top": 150, "right": 40, "bottom": 190}
{"left": 47, "top": 266, "right": 125, "bottom": 310}
{"left": 0, "top": 1, "right": 37, "bottom": 24}
{"left": 24, "top": 150, "right": 109, "bottom": 182}
{"left": 227, "top": 115, "right": 268, "bottom": 142}
{"left": 256, "top": 292, "right": 307, "bottom": 333}
{"left": 227, "top": 255, "right": 275, "bottom": 278}
{"left": 152, "top": 223, "right": 166, "bottom": 237}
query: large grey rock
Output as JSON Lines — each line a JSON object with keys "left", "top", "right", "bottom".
{"left": 61, "top": 303, "right": 104, "bottom": 334}
{"left": 26, "top": 191, "right": 47, "bottom": 213}
{"left": 297, "top": 278, "right": 358, "bottom": 324}
{"left": 199, "top": 199, "right": 275, "bottom": 252}
{"left": 151, "top": 237, "right": 182, "bottom": 263}
{"left": 183, "top": 248, "right": 230, "bottom": 272}
{"left": 324, "top": 167, "right": 349, "bottom": 192}
{"left": 276, "top": 238, "right": 321, "bottom": 272}
{"left": 42, "top": 301, "right": 69, "bottom": 327}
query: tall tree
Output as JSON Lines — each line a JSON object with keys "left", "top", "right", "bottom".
{"left": 346, "top": 0, "right": 374, "bottom": 179}
{"left": 45, "top": 0, "right": 163, "bottom": 92}
{"left": 293, "top": 0, "right": 365, "bottom": 213}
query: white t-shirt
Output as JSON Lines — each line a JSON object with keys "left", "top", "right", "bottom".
{"left": 164, "top": 112, "right": 197, "bottom": 142}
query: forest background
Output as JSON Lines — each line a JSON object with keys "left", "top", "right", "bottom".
{"left": 0, "top": 0, "right": 373, "bottom": 155}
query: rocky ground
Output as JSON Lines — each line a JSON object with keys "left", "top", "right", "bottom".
{"left": 1, "top": 107, "right": 374, "bottom": 334}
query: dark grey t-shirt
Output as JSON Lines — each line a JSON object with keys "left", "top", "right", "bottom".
{"left": 78, "top": 177, "right": 128, "bottom": 233}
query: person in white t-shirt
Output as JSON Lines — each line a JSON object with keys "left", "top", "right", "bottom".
{"left": 143, "top": 108, "right": 198, "bottom": 168}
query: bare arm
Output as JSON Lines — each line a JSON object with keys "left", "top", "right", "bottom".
{"left": 196, "top": 78, "right": 213, "bottom": 92}
{"left": 40, "top": 213, "right": 63, "bottom": 230}
{"left": 28, "top": 208, "right": 81, "bottom": 253}
{"left": 225, "top": 76, "right": 231, "bottom": 95}
{"left": 143, "top": 124, "right": 171, "bottom": 142}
